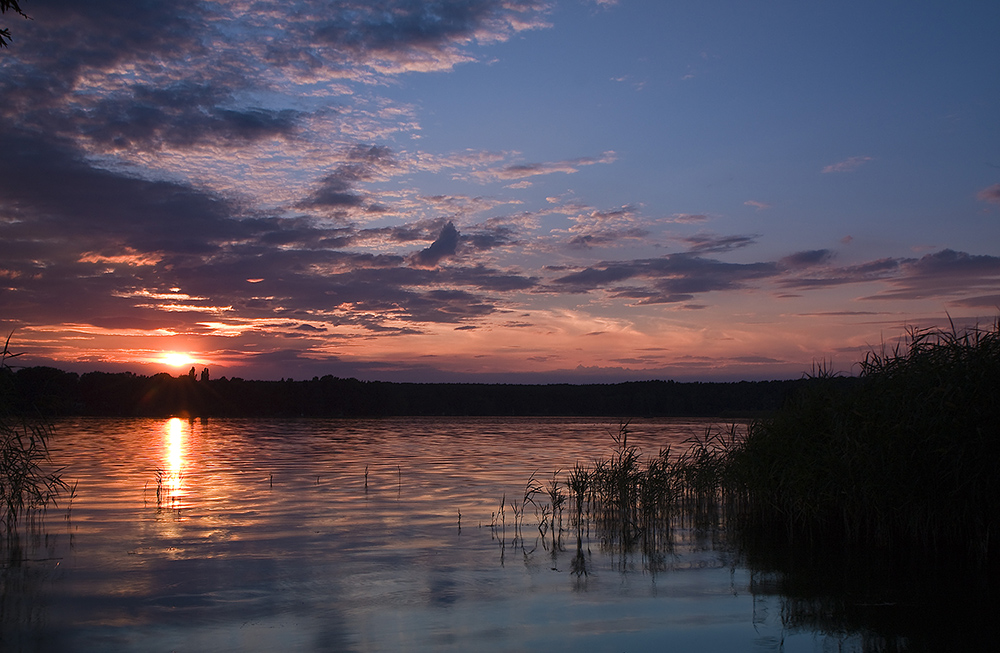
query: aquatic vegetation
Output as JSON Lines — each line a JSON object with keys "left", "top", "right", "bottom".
{"left": 512, "top": 321, "right": 1000, "bottom": 574}
{"left": 508, "top": 421, "right": 726, "bottom": 559}
{"left": 725, "top": 320, "right": 1000, "bottom": 567}
{"left": 0, "top": 335, "right": 68, "bottom": 539}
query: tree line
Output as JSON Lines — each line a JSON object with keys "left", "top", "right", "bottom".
{"left": 2, "top": 365, "right": 855, "bottom": 419}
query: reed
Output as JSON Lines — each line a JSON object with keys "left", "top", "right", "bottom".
{"left": 548, "top": 421, "right": 695, "bottom": 555}
{"left": 507, "top": 321, "right": 1000, "bottom": 571}
{"left": 722, "top": 320, "right": 1000, "bottom": 567}
{"left": 0, "top": 334, "right": 68, "bottom": 538}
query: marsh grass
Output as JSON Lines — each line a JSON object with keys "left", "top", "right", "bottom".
{"left": 725, "top": 320, "right": 1000, "bottom": 568}
{"left": 0, "top": 335, "right": 68, "bottom": 544}
{"left": 508, "top": 420, "right": 735, "bottom": 560}
{"left": 512, "top": 321, "right": 1000, "bottom": 574}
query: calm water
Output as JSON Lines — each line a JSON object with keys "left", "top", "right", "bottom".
{"left": 0, "top": 417, "right": 967, "bottom": 651}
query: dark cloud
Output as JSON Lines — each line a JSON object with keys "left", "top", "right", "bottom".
{"left": 780, "top": 249, "right": 834, "bottom": 268}
{"left": 407, "top": 289, "right": 495, "bottom": 322}
{"left": 679, "top": 233, "right": 759, "bottom": 254}
{"left": 465, "top": 224, "right": 518, "bottom": 251}
{"left": 308, "top": 0, "right": 549, "bottom": 69}
{"left": 0, "top": 130, "right": 247, "bottom": 256}
{"left": 568, "top": 228, "right": 648, "bottom": 249}
{"left": 732, "top": 356, "right": 783, "bottom": 364}
{"left": 1, "top": 2, "right": 208, "bottom": 141}
{"left": 80, "top": 84, "right": 301, "bottom": 150}
{"left": 364, "top": 218, "right": 451, "bottom": 244}
{"left": 950, "top": 294, "right": 1000, "bottom": 308}
{"left": 298, "top": 144, "right": 398, "bottom": 214}
{"left": 551, "top": 253, "right": 779, "bottom": 304}
{"left": 301, "top": 176, "right": 367, "bottom": 210}
{"left": 411, "top": 221, "right": 460, "bottom": 268}
{"left": 346, "top": 144, "right": 396, "bottom": 163}
{"left": 865, "top": 249, "right": 1000, "bottom": 301}
{"left": 779, "top": 258, "right": 902, "bottom": 289}
{"left": 439, "top": 265, "right": 537, "bottom": 291}
{"left": 13, "top": 1, "right": 204, "bottom": 80}
{"left": 0, "top": 127, "right": 537, "bottom": 332}
{"left": 775, "top": 249, "right": 1000, "bottom": 301}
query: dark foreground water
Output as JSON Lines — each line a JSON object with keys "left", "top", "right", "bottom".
{"left": 1, "top": 417, "right": 993, "bottom": 651}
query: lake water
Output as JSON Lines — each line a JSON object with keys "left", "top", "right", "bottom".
{"left": 0, "top": 417, "right": 983, "bottom": 651}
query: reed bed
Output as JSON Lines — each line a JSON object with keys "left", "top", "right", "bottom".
{"left": 512, "top": 321, "right": 1000, "bottom": 571}
{"left": 725, "top": 320, "right": 1000, "bottom": 567}
{"left": 504, "top": 420, "right": 739, "bottom": 559}
{"left": 0, "top": 335, "right": 68, "bottom": 543}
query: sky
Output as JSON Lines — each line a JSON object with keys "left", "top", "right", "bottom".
{"left": 1, "top": 0, "right": 999, "bottom": 383}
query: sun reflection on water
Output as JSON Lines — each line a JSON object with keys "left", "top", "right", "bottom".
{"left": 163, "top": 417, "right": 186, "bottom": 501}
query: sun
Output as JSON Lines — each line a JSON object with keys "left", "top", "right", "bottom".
{"left": 159, "top": 352, "right": 196, "bottom": 368}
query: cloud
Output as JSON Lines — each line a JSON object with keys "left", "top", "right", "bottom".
{"left": 950, "top": 294, "right": 1000, "bottom": 308}
{"left": 977, "top": 183, "right": 1000, "bottom": 204}
{"left": 677, "top": 233, "right": 759, "bottom": 254}
{"left": 822, "top": 156, "right": 873, "bottom": 173}
{"left": 410, "top": 221, "right": 461, "bottom": 268}
{"left": 474, "top": 151, "right": 616, "bottom": 182}
{"left": 561, "top": 204, "right": 650, "bottom": 249}
{"left": 0, "top": 130, "right": 247, "bottom": 256}
{"left": 298, "top": 0, "right": 553, "bottom": 75}
{"left": 732, "top": 356, "right": 783, "bottom": 364}
{"left": 776, "top": 249, "right": 1000, "bottom": 302}
{"left": 778, "top": 258, "right": 902, "bottom": 289}
{"left": 669, "top": 213, "right": 710, "bottom": 224}
{"left": 780, "top": 249, "right": 834, "bottom": 268}
{"left": 465, "top": 224, "right": 519, "bottom": 251}
{"left": 0, "top": 128, "right": 545, "bottom": 333}
{"left": 550, "top": 253, "right": 779, "bottom": 304}
{"left": 863, "top": 249, "right": 1000, "bottom": 301}
{"left": 75, "top": 84, "right": 302, "bottom": 151}
{"left": 544, "top": 244, "right": 1000, "bottom": 309}
{"left": 297, "top": 144, "right": 398, "bottom": 215}
{"left": 567, "top": 229, "right": 648, "bottom": 248}
{"left": 2, "top": 0, "right": 994, "bottom": 383}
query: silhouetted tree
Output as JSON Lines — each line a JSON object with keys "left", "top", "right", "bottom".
{"left": 1, "top": 0, "right": 28, "bottom": 49}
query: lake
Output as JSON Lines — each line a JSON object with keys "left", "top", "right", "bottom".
{"left": 1, "top": 417, "right": 989, "bottom": 651}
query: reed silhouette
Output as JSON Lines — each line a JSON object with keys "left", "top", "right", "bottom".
{"left": 724, "top": 320, "right": 1000, "bottom": 568}
{"left": 0, "top": 335, "right": 67, "bottom": 546}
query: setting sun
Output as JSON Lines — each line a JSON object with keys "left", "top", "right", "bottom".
{"left": 159, "top": 352, "right": 196, "bottom": 368}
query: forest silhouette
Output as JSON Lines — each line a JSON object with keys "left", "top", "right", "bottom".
{"left": 2, "top": 365, "right": 846, "bottom": 418}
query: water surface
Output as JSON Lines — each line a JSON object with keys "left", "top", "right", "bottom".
{"left": 1, "top": 417, "right": 957, "bottom": 651}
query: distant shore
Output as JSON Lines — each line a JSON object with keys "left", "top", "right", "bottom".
{"left": 3, "top": 365, "right": 849, "bottom": 418}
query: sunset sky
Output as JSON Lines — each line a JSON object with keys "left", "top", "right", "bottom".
{"left": 2, "top": 0, "right": 999, "bottom": 382}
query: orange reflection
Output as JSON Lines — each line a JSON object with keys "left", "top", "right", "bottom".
{"left": 164, "top": 417, "right": 186, "bottom": 501}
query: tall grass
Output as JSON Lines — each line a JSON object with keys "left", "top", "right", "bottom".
{"left": 513, "top": 321, "right": 1000, "bottom": 571}
{"left": 0, "top": 335, "right": 68, "bottom": 542}
{"left": 723, "top": 320, "right": 1000, "bottom": 566}
{"left": 525, "top": 421, "right": 734, "bottom": 558}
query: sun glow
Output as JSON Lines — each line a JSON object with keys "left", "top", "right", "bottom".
{"left": 160, "top": 352, "right": 196, "bottom": 368}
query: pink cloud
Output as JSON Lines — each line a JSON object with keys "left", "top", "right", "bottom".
{"left": 977, "top": 183, "right": 1000, "bottom": 204}
{"left": 473, "top": 151, "right": 617, "bottom": 182}
{"left": 822, "top": 156, "right": 873, "bottom": 173}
